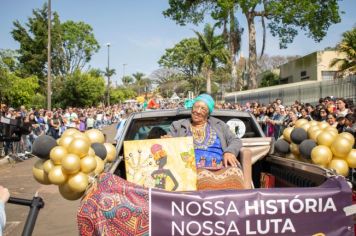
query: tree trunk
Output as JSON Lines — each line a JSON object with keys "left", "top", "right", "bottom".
{"left": 229, "top": 9, "right": 240, "bottom": 92}
{"left": 247, "top": 12, "right": 257, "bottom": 89}
{"left": 206, "top": 69, "right": 212, "bottom": 94}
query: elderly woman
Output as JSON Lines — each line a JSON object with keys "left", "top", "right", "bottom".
{"left": 168, "top": 94, "right": 242, "bottom": 169}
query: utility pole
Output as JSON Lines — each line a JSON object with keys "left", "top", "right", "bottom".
{"left": 47, "top": 0, "right": 52, "bottom": 110}
{"left": 106, "top": 43, "right": 111, "bottom": 106}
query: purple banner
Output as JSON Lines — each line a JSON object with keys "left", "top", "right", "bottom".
{"left": 151, "top": 176, "right": 354, "bottom": 236}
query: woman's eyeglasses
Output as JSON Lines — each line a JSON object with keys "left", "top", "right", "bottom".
{"left": 192, "top": 105, "right": 209, "bottom": 113}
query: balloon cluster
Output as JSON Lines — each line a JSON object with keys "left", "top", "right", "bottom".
{"left": 32, "top": 129, "right": 117, "bottom": 200}
{"left": 275, "top": 119, "right": 355, "bottom": 177}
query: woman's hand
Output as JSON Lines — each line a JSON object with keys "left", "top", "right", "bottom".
{"left": 223, "top": 152, "right": 238, "bottom": 167}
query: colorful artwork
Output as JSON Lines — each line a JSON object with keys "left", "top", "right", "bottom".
{"left": 124, "top": 137, "right": 197, "bottom": 191}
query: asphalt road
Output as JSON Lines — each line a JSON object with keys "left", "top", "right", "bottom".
{"left": 0, "top": 123, "right": 117, "bottom": 236}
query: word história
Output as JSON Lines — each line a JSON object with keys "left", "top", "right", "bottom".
{"left": 170, "top": 198, "right": 337, "bottom": 235}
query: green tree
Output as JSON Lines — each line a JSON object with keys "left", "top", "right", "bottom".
{"left": 159, "top": 38, "right": 201, "bottom": 78}
{"left": 60, "top": 20, "right": 100, "bottom": 75}
{"left": 59, "top": 70, "right": 105, "bottom": 107}
{"left": 4, "top": 74, "right": 40, "bottom": 108}
{"left": 11, "top": 4, "right": 100, "bottom": 80}
{"left": 260, "top": 71, "right": 279, "bottom": 87}
{"left": 122, "top": 75, "right": 134, "bottom": 86}
{"left": 164, "top": 0, "right": 342, "bottom": 89}
{"left": 132, "top": 72, "right": 145, "bottom": 95}
{"left": 11, "top": 3, "right": 62, "bottom": 81}
{"left": 330, "top": 27, "right": 356, "bottom": 77}
{"left": 110, "top": 87, "right": 137, "bottom": 104}
{"left": 194, "top": 24, "right": 229, "bottom": 94}
{"left": 0, "top": 49, "right": 18, "bottom": 72}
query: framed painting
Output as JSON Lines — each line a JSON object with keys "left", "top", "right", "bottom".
{"left": 124, "top": 137, "right": 196, "bottom": 191}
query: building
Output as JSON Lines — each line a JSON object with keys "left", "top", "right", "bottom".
{"left": 224, "top": 50, "right": 354, "bottom": 106}
{"left": 279, "top": 50, "right": 345, "bottom": 84}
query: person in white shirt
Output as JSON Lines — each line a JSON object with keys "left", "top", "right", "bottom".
{"left": 0, "top": 186, "right": 10, "bottom": 235}
{"left": 63, "top": 107, "right": 78, "bottom": 129}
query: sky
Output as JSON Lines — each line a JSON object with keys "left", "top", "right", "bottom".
{"left": 1, "top": 0, "right": 355, "bottom": 85}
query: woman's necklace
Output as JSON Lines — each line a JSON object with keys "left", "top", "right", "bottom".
{"left": 190, "top": 123, "right": 207, "bottom": 144}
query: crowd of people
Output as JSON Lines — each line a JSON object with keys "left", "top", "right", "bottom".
{"left": 0, "top": 95, "right": 355, "bottom": 155}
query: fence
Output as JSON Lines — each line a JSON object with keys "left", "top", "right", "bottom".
{"left": 224, "top": 76, "right": 356, "bottom": 106}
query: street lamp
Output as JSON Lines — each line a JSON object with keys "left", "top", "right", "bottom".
{"left": 106, "top": 43, "right": 111, "bottom": 106}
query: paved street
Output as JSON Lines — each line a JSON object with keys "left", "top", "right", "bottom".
{"left": 0, "top": 124, "right": 117, "bottom": 236}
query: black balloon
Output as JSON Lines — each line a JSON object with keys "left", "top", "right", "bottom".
{"left": 290, "top": 128, "right": 308, "bottom": 145}
{"left": 32, "top": 135, "right": 57, "bottom": 159}
{"left": 274, "top": 139, "right": 290, "bottom": 154}
{"left": 299, "top": 139, "right": 317, "bottom": 159}
{"left": 91, "top": 143, "right": 107, "bottom": 160}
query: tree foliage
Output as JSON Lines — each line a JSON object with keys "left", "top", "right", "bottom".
{"left": 110, "top": 87, "right": 137, "bottom": 104}
{"left": 59, "top": 70, "right": 105, "bottom": 107}
{"left": 11, "top": 4, "right": 100, "bottom": 80}
{"left": 159, "top": 38, "right": 201, "bottom": 78}
{"left": 260, "top": 71, "right": 279, "bottom": 88}
{"left": 164, "top": 0, "right": 343, "bottom": 90}
{"left": 60, "top": 20, "right": 100, "bottom": 75}
{"left": 330, "top": 27, "right": 356, "bottom": 77}
{"left": 122, "top": 75, "right": 134, "bottom": 86}
{"left": 11, "top": 4, "right": 62, "bottom": 80}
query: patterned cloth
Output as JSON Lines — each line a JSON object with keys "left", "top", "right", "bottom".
{"left": 77, "top": 173, "right": 149, "bottom": 236}
{"left": 197, "top": 167, "right": 245, "bottom": 190}
{"left": 189, "top": 123, "right": 224, "bottom": 169}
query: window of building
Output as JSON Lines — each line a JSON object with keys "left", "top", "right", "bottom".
{"left": 300, "top": 71, "right": 307, "bottom": 77}
{"left": 321, "top": 71, "right": 336, "bottom": 81}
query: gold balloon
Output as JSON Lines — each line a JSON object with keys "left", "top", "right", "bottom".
{"left": 103, "top": 143, "right": 117, "bottom": 162}
{"left": 67, "top": 138, "right": 90, "bottom": 158}
{"left": 311, "top": 145, "right": 332, "bottom": 166}
{"left": 285, "top": 153, "right": 298, "bottom": 160}
{"left": 317, "top": 131, "right": 337, "bottom": 147}
{"left": 328, "top": 159, "right": 349, "bottom": 177}
{"left": 318, "top": 122, "right": 330, "bottom": 130}
{"left": 330, "top": 137, "right": 353, "bottom": 158}
{"left": 324, "top": 127, "right": 338, "bottom": 135}
{"left": 85, "top": 129, "right": 105, "bottom": 144}
{"left": 62, "top": 128, "right": 81, "bottom": 137}
{"left": 339, "top": 132, "right": 355, "bottom": 147}
{"left": 61, "top": 153, "right": 81, "bottom": 174}
{"left": 346, "top": 149, "right": 356, "bottom": 168}
{"left": 309, "top": 120, "right": 319, "bottom": 127}
{"left": 48, "top": 166, "right": 68, "bottom": 185}
{"left": 283, "top": 127, "right": 293, "bottom": 143}
{"left": 50, "top": 146, "right": 68, "bottom": 165}
{"left": 32, "top": 159, "right": 51, "bottom": 185}
{"left": 59, "top": 183, "right": 84, "bottom": 201}
{"left": 94, "top": 156, "right": 105, "bottom": 175}
{"left": 43, "top": 160, "right": 55, "bottom": 174}
{"left": 290, "top": 143, "right": 300, "bottom": 156}
{"left": 301, "top": 123, "right": 311, "bottom": 132}
{"left": 88, "top": 147, "right": 95, "bottom": 156}
{"left": 307, "top": 126, "right": 320, "bottom": 138}
{"left": 72, "top": 132, "right": 91, "bottom": 143}
{"left": 80, "top": 155, "right": 97, "bottom": 173}
{"left": 309, "top": 129, "right": 322, "bottom": 142}
{"left": 67, "top": 172, "right": 89, "bottom": 193}
{"left": 295, "top": 119, "right": 309, "bottom": 128}
{"left": 58, "top": 136, "right": 74, "bottom": 149}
